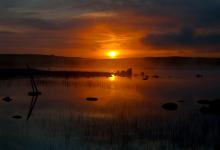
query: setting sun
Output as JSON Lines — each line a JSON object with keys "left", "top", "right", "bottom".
{"left": 107, "top": 51, "right": 118, "bottom": 58}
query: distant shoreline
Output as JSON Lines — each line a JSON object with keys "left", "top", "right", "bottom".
{"left": 0, "top": 53, "right": 220, "bottom": 59}
{"left": 1, "top": 54, "right": 220, "bottom": 71}
{"left": 0, "top": 68, "right": 113, "bottom": 79}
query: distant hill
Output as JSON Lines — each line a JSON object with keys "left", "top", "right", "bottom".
{"left": 0, "top": 54, "right": 85, "bottom": 68}
{"left": 1, "top": 54, "right": 220, "bottom": 70}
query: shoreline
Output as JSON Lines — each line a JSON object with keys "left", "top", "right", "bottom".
{"left": 0, "top": 68, "right": 113, "bottom": 78}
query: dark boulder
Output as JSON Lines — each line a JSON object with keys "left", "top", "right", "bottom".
{"left": 162, "top": 103, "right": 178, "bottom": 111}
{"left": 12, "top": 115, "right": 22, "bottom": 119}
{"left": 28, "top": 91, "right": 42, "bottom": 96}
{"left": 86, "top": 97, "right": 98, "bottom": 101}
{"left": 196, "top": 74, "right": 203, "bottom": 78}
{"left": 152, "top": 75, "right": 159, "bottom": 79}
{"left": 2, "top": 97, "right": 13, "bottom": 102}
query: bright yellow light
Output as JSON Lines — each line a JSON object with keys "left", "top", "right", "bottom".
{"left": 107, "top": 51, "right": 118, "bottom": 58}
{"left": 109, "top": 74, "right": 116, "bottom": 81}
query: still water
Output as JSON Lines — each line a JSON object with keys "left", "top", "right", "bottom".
{"left": 0, "top": 69, "right": 220, "bottom": 150}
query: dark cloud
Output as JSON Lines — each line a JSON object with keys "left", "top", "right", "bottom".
{"left": 0, "top": 30, "right": 99, "bottom": 53}
{"left": 0, "top": 17, "right": 96, "bottom": 30}
{"left": 141, "top": 27, "right": 220, "bottom": 51}
{"left": 195, "top": 4, "right": 220, "bottom": 28}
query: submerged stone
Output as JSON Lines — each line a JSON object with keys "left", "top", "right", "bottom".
{"left": 86, "top": 97, "right": 98, "bottom": 101}
{"left": 196, "top": 74, "right": 204, "bottom": 78}
{"left": 2, "top": 97, "right": 13, "bottom": 102}
{"left": 162, "top": 103, "right": 178, "bottom": 111}
{"left": 12, "top": 115, "right": 22, "bottom": 119}
{"left": 28, "top": 91, "right": 42, "bottom": 96}
{"left": 152, "top": 75, "right": 159, "bottom": 78}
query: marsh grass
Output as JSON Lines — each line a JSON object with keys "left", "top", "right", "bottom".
{"left": 0, "top": 77, "right": 219, "bottom": 150}
{"left": 2, "top": 104, "right": 216, "bottom": 150}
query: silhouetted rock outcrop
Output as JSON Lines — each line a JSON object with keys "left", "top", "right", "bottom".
{"left": 162, "top": 103, "right": 178, "bottom": 111}
{"left": 115, "top": 68, "right": 133, "bottom": 77}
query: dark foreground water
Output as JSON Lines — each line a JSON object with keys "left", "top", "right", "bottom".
{"left": 0, "top": 69, "right": 220, "bottom": 150}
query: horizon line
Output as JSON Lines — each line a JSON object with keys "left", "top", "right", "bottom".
{"left": 0, "top": 53, "right": 220, "bottom": 59}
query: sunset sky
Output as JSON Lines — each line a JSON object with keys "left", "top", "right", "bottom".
{"left": 0, "top": 0, "right": 220, "bottom": 58}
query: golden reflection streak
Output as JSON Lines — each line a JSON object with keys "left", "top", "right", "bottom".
{"left": 108, "top": 74, "right": 116, "bottom": 81}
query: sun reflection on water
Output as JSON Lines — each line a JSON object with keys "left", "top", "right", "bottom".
{"left": 108, "top": 74, "right": 116, "bottom": 81}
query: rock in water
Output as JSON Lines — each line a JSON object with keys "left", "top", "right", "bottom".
{"left": 2, "top": 97, "right": 13, "bottom": 102}
{"left": 28, "top": 91, "right": 42, "bottom": 96}
{"left": 12, "top": 115, "right": 22, "bottom": 119}
{"left": 86, "top": 97, "right": 98, "bottom": 101}
{"left": 162, "top": 103, "right": 178, "bottom": 111}
{"left": 152, "top": 75, "right": 159, "bottom": 79}
{"left": 196, "top": 74, "right": 204, "bottom": 78}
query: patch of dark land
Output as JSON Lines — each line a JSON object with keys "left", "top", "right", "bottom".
{"left": 0, "top": 68, "right": 113, "bottom": 78}
{"left": 0, "top": 67, "right": 132, "bottom": 79}
{"left": 1, "top": 54, "right": 220, "bottom": 69}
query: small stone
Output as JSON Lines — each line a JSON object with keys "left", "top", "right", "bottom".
{"left": 162, "top": 103, "right": 178, "bottom": 111}
{"left": 12, "top": 115, "right": 22, "bottom": 119}
{"left": 86, "top": 97, "right": 98, "bottom": 101}
{"left": 2, "top": 97, "right": 13, "bottom": 102}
